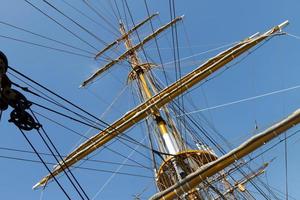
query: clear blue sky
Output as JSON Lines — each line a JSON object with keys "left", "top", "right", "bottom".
{"left": 1, "top": 0, "right": 300, "bottom": 199}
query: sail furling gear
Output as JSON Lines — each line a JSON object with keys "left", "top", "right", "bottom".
{"left": 0, "top": 51, "right": 41, "bottom": 131}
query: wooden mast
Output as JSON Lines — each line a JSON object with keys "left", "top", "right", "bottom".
{"left": 118, "top": 21, "right": 181, "bottom": 155}
{"left": 118, "top": 22, "right": 196, "bottom": 197}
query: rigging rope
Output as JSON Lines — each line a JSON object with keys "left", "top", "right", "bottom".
{"left": 40, "top": 0, "right": 108, "bottom": 46}
{"left": 23, "top": 0, "right": 99, "bottom": 51}
{"left": 61, "top": 0, "right": 119, "bottom": 37}
{"left": 0, "top": 146, "right": 145, "bottom": 168}
{"left": 70, "top": 85, "right": 128, "bottom": 151}
{"left": 286, "top": 32, "right": 300, "bottom": 40}
{"left": 123, "top": 0, "right": 156, "bottom": 65}
{"left": 0, "top": 20, "right": 95, "bottom": 55}
{"left": 7, "top": 72, "right": 110, "bottom": 131}
{"left": 17, "top": 128, "right": 72, "bottom": 200}
{"left": 81, "top": 0, "right": 120, "bottom": 34}
{"left": 0, "top": 34, "right": 93, "bottom": 58}
{"left": 143, "top": 0, "right": 169, "bottom": 85}
{"left": 32, "top": 108, "right": 153, "bottom": 169}
{"left": 91, "top": 136, "right": 147, "bottom": 200}
{"left": 177, "top": 83, "right": 300, "bottom": 116}
{"left": 30, "top": 110, "right": 90, "bottom": 200}
{"left": 7, "top": 66, "right": 108, "bottom": 128}
{"left": 108, "top": 0, "right": 120, "bottom": 22}
{"left": 155, "top": 41, "right": 238, "bottom": 68}
{"left": 0, "top": 154, "right": 152, "bottom": 178}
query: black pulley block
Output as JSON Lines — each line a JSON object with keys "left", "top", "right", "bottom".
{"left": 2, "top": 89, "right": 32, "bottom": 110}
{"left": 9, "top": 109, "right": 41, "bottom": 131}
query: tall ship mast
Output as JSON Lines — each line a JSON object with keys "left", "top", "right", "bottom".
{"left": 1, "top": 1, "right": 300, "bottom": 199}
{"left": 29, "top": 12, "right": 292, "bottom": 199}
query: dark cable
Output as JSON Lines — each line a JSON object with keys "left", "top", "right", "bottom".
{"left": 8, "top": 72, "right": 108, "bottom": 131}
{"left": 113, "top": 0, "right": 122, "bottom": 21}
{"left": 0, "top": 155, "right": 152, "bottom": 178}
{"left": 30, "top": 110, "right": 90, "bottom": 200}
{"left": 8, "top": 66, "right": 109, "bottom": 128}
{"left": 61, "top": 0, "right": 119, "bottom": 37}
{"left": 41, "top": 0, "right": 108, "bottom": 46}
{"left": 81, "top": 0, "right": 120, "bottom": 34}
{"left": 143, "top": 0, "right": 169, "bottom": 85}
{"left": 0, "top": 20, "right": 95, "bottom": 55}
{"left": 31, "top": 101, "right": 104, "bottom": 131}
{"left": 123, "top": 0, "right": 155, "bottom": 65}
{"left": 17, "top": 128, "right": 72, "bottom": 200}
{"left": 108, "top": 0, "right": 120, "bottom": 22}
{"left": 0, "top": 146, "right": 144, "bottom": 168}
{"left": 32, "top": 110, "right": 154, "bottom": 169}
{"left": 0, "top": 34, "right": 93, "bottom": 58}
{"left": 23, "top": 0, "right": 99, "bottom": 51}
